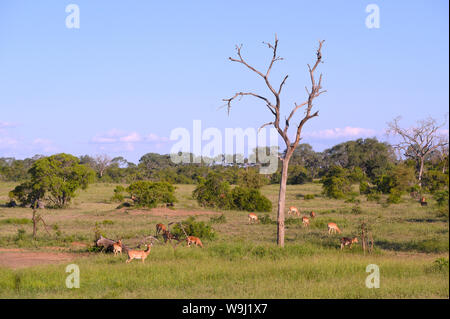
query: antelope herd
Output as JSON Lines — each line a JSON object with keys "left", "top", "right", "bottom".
{"left": 249, "top": 205, "right": 357, "bottom": 251}
{"left": 104, "top": 204, "right": 357, "bottom": 264}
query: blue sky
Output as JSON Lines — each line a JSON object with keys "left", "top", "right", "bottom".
{"left": 0, "top": 0, "right": 448, "bottom": 163}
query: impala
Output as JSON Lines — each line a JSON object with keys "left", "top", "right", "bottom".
{"left": 155, "top": 223, "right": 166, "bottom": 236}
{"left": 302, "top": 216, "right": 310, "bottom": 227}
{"left": 113, "top": 239, "right": 123, "bottom": 256}
{"left": 186, "top": 236, "right": 203, "bottom": 248}
{"left": 162, "top": 229, "right": 178, "bottom": 243}
{"left": 327, "top": 222, "right": 341, "bottom": 234}
{"left": 248, "top": 213, "right": 258, "bottom": 224}
{"left": 126, "top": 243, "right": 153, "bottom": 264}
{"left": 310, "top": 211, "right": 316, "bottom": 218}
{"left": 340, "top": 237, "right": 358, "bottom": 250}
{"left": 288, "top": 206, "right": 300, "bottom": 216}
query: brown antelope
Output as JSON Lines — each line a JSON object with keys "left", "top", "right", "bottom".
{"left": 340, "top": 237, "right": 358, "bottom": 250}
{"left": 310, "top": 211, "right": 316, "bottom": 219}
{"left": 131, "top": 195, "right": 137, "bottom": 202}
{"left": 113, "top": 239, "right": 123, "bottom": 256}
{"left": 126, "top": 243, "right": 153, "bottom": 263}
{"left": 162, "top": 229, "right": 178, "bottom": 243}
{"left": 155, "top": 223, "right": 167, "bottom": 236}
{"left": 186, "top": 236, "right": 203, "bottom": 248}
{"left": 327, "top": 222, "right": 342, "bottom": 234}
{"left": 420, "top": 197, "right": 427, "bottom": 206}
{"left": 288, "top": 206, "right": 300, "bottom": 217}
{"left": 302, "top": 216, "right": 310, "bottom": 227}
{"left": 248, "top": 213, "right": 258, "bottom": 224}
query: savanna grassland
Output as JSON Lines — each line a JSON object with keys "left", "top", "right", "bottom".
{"left": 0, "top": 182, "right": 448, "bottom": 298}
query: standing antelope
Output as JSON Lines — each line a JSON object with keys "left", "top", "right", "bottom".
{"left": 302, "top": 216, "right": 310, "bottom": 227}
{"left": 186, "top": 236, "right": 203, "bottom": 248}
{"left": 288, "top": 206, "right": 300, "bottom": 216}
{"left": 113, "top": 239, "right": 123, "bottom": 256}
{"left": 126, "top": 243, "right": 153, "bottom": 264}
{"left": 340, "top": 237, "right": 358, "bottom": 250}
{"left": 310, "top": 211, "right": 316, "bottom": 219}
{"left": 155, "top": 223, "right": 166, "bottom": 236}
{"left": 327, "top": 222, "right": 342, "bottom": 234}
{"left": 248, "top": 213, "right": 258, "bottom": 224}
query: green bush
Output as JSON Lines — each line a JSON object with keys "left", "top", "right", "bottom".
{"left": 321, "top": 166, "right": 352, "bottom": 199}
{"left": 230, "top": 187, "right": 272, "bottom": 212}
{"left": 387, "top": 188, "right": 403, "bottom": 204}
{"left": 433, "top": 189, "right": 449, "bottom": 207}
{"left": 192, "top": 173, "right": 232, "bottom": 209}
{"left": 259, "top": 214, "right": 276, "bottom": 225}
{"left": 111, "top": 185, "right": 125, "bottom": 202}
{"left": 431, "top": 257, "right": 449, "bottom": 273}
{"left": 172, "top": 216, "right": 215, "bottom": 240}
{"left": 237, "top": 168, "right": 268, "bottom": 189}
{"left": 126, "top": 181, "right": 177, "bottom": 208}
{"left": 422, "top": 170, "right": 449, "bottom": 194}
{"left": 304, "top": 194, "right": 315, "bottom": 200}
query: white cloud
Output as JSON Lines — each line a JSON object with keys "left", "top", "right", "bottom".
{"left": 91, "top": 130, "right": 169, "bottom": 153}
{"left": 303, "top": 126, "right": 377, "bottom": 139}
{"left": 33, "top": 138, "right": 58, "bottom": 153}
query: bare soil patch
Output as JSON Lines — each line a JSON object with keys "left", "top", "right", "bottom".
{"left": 0, "top": 250, "right": 84, "bottom": 269}
{"left": 124, "top": 207, "right": 221, "bottom": 217}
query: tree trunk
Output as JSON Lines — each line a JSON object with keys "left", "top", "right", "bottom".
{"left": 277, "top": 154, "right": 291, "bottom": 247}
{"left": 418, "top": 157, "right": 424, "bottom": 187}
{"left": 32, "top": 209, "right": 37, "bottom": 240}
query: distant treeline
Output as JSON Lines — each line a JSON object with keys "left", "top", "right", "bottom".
{"left": 1, "top": 138, "right": 448, "bottom": 192}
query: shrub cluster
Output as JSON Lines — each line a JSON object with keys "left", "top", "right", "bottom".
{"left": 126, "top": 181, "right": 177, "bottom": 208}
{"left": 193, "top": 173, "right": 272, "bottom": 212}
{"left": 172, "top": 216, "right": 215, "bottom": 240}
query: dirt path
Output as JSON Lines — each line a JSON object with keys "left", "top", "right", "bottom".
{"left": 0, "top": 246, "right": 88, "bottom": 270}
{"left": 124, "top": 207, "right": 221, "bottom": 217}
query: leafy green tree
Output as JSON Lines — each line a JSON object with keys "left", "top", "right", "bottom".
{"left": 321, "top": 166, "right": 352, "bottom": 199}
{"left": 9, "top": 154, "right": 95, "bottom": 208}
{"left": 323, "top": 138, "right": 395, "bottom": 180}
{"left": 237, "top": 168, "right": 269, "bottom": 189}
{"left": 192, "top": 173, "right": 232, "bottom": 209}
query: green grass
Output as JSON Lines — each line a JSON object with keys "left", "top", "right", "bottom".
{"left": 0, "top": 181, "right": 448, "bottom": 298}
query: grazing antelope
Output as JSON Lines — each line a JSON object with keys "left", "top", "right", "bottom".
{"left": 162, "top": 229, "right": 178, "bottom": 243}
{"left": 310, "top": 211, "right": 316, "bottom": 219}
{"left": 420, "top": 197, "right": 428, "bottom": 206}
{"left": 126, "top": 243, "right": 152, "bottom": 263}
{"left": 302, "top": 216, "right": 310, "bottom": 227}
{"left": 113, "top": 239, "right": 123, "bottom": 256}
{"left": 340, "top": 237, "right": 358, "bottom": 250}
{"left": 186, "top": 236, "right": 203, "bottom": 248}
{"left": 327, "top": 222, "right": 342, "bottom": 234}
{"left": 248, "top": 213, "right": 258, "bottom": 224}
{"left": 155, "top": 223, "right": 167, "bottom": 236}
{"left": 288, "top": 206, "right": 300, "bottom": 217}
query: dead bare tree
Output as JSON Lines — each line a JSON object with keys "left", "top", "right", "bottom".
{"left": 223, "top": 35, "right": 326, "bottom": 247}
{"left": 94, "top": 154, "right": 112, "bottom": 178}
{"left": 387, "top": 117, "right": 449, "bottom": 187}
